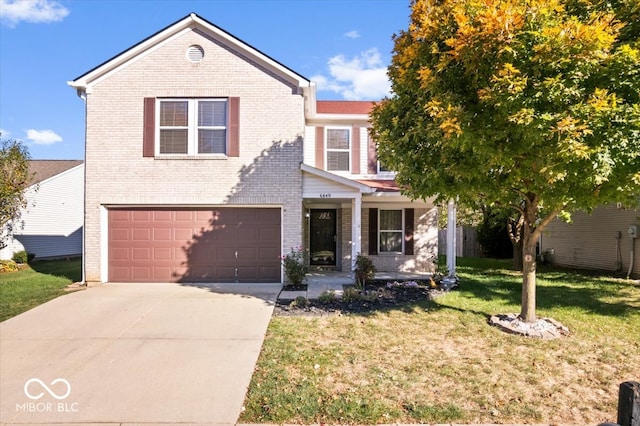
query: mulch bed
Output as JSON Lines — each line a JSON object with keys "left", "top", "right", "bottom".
{"left": 274, "top": 282, "right": 447, "bottom": 317}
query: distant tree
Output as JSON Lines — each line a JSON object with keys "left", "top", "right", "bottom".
{"left": 476, "top": 206, "right": 514, "bottom": 260}
{"left": 371, "top": 0, "right": 640, "bottom": 322}
{"left": 0, "top": 138, "right": 33, "bottom": 250}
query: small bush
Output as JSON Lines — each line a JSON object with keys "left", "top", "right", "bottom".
{"left": 290, "top": 296, "right": 310, "bottom": 308}
{"left": 12, "top": 250, "right": 35, "bottom": 264}
{"left": 360, "top": 290, "right": 378, "bottom": 302}
{"left": 0, "top": 259, "right": 19, "bottom": 273}
{"left": 354, "top": 254, "right": 376, "bottom": 288}
{"left": 281, "top": 247, "right": 308, "bottom": 286}
{"left": 342, "top": 287, "right": 361, "bottom": 303}
{"left": 318, "top": 290, "right": 337, "bottom": 304}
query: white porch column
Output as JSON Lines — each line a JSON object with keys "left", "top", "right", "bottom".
{"left": 351, "top": 194, "right": 362, "bottom": 271}
{"left": 446, "top": 198, "right": 457, "bottom": 277}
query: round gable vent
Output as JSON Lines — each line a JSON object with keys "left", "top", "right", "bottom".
{"left": 186, "top": 45, "right": 204, "bottom": 63}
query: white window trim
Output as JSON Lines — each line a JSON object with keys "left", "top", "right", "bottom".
{"left": 377, "top": 160, "right": 395, "bottom": 175}
{"left": 325, "top": 126, "right": 351, "bottom": 173}
{"left": 156, "top": 98, "right": 228, "bottom": 157}
{"left": 378, "top": 209, "right": 404, "bottom": 254}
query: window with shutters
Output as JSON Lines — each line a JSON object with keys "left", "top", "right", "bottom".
{"left": 157, "top": 98, "right": 228, "bottom": 155}
{"left": 379, "top": 209, "right": 403, "bottom": 253}
{"left": 325, "top": 127, "right": 350, "bottom": 172}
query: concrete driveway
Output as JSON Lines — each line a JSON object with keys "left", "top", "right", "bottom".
{"left": 0, "top": 282, "right": 280, "bottom": 425}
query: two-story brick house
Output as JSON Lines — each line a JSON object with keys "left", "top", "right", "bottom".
{"left": 69, "top": 13, "right": 437, "bottom": 284}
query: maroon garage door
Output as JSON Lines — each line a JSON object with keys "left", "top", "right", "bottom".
{"left": 108, "top": 208, "right": 281, "bottom": 283}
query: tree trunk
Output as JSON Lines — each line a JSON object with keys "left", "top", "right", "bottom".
{"left": 520, "top": 202, "right": 538, "bottom": 323}
{"left": 512, "top": 238, "right": 523, "bottom": 271}
{"left": 508, "top": 215, "right": 524, "bottom": 271}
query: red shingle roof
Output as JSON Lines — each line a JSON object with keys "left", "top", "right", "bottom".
{"left": 356, "top": 179, "right": 400, "bottom": 192}
{"left": 316, "top": 100, "right": 375, "bottom": 115}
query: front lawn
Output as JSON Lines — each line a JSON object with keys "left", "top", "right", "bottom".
{"left": 0, "top": 258, "right": 82, "bottom": 322}
{"left": 240, "top": 258, "right": 640, "bottom": 425}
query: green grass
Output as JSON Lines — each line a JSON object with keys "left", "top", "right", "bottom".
{"left": 241, "top": 257, "right": 640, "bottom": 425}
{"left": 0, "top": 258, "right": 82, "bottom": 322}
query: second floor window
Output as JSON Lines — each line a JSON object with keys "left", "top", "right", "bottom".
{"left": 326, "top": 128, "right": 350, "bottom": 172}
{"left": 158, "top": 99, "right": 227, "bottom": 155}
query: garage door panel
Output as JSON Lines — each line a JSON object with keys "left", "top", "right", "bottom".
{"left": 174, "top": 210, "right": 194, "bottom": 221}
{"left": 259, "top": 247, "right": 280, "bottom": 262}
{"left": 152, "top": 228, "right": 172, "bottom": 240}
{"left": 260, "top": 226, "right": 280, "bottom": 241}
{"left": 109, "top": 208, "right": 281, "bottom": 283}
{"left": 132, "top": 247, "right": 151, "bottom": 260}
{"left": 152, "top": 247, "right": 173, "bottom": 261}
{"left": 133, "top": 210, "right": 151, "bottom": 221}
{"left": 149, "top": 210, "right": 169, "bottom": 221}
{"left": 132, "top": 267, "right": 152, "bottom": 281}
{"left": 133, "top": 228, "right": 151, "bottom": 241}
{"left": 110, "top": 228, "right": 130, "bottom": 241}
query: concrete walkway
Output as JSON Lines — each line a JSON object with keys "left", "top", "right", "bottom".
{"left": 0, "top": 282, "right": 279, "bottom": 425}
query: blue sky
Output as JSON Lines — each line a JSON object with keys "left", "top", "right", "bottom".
{"left": 0, "top": 0, "right": 411, "bottom": 160}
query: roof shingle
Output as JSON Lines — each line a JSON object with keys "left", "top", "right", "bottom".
{"left": 28, "top": 160, "right": 83, "bottom": 186}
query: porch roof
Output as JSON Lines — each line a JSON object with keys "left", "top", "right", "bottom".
{"left": 356, "top": 179, "right": 401, "bottom": 192}
{"left": 301, "top": 164, "right": 377, "bottom": 196}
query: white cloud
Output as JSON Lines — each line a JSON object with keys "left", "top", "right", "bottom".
{"left": 0, "top": 128, "right": 10, "bottom": 138}
{"left": 344, "top": 30, "right": 360, "bottom": 39}
{"left": 0, "top": 0, "right": 69, "bottom": 27}
{"left": 312, "top": 48, "right": 391, "bottom": 100}
{"left": 26, "top": 129, "right": 62, "bottom": 145}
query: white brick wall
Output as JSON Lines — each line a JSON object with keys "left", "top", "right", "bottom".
{"left": 83, "top": 29, "right": 304, "bottom": 283}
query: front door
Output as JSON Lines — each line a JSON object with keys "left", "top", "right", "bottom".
{"left": 309, "top": 209, "right": 337, "bottom": 267}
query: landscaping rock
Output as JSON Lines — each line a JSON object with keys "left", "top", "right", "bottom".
{"left": 489, "top": 313, "right": 570, "bottom": 339}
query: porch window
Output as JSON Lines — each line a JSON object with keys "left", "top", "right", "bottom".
{"left": 326, "top": 128, "right": 350, "bottom": 171}
{"left": 379, "top": 209, "right": 403, "bottom": 253}
{"left": 158, "top": 98, "right": 228, "bottom": 155}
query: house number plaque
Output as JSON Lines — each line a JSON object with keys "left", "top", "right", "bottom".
{"left": 319, "top": 193, "right": 331, "bottom": 198}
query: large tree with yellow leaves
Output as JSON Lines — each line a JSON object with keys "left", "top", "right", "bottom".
{"left": 371, "top": 0, "right": 640, "bottom": 322}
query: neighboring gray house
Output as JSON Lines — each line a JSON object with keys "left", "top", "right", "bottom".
{"left": 0, "top": 160, "right": 84, "bottom": 261}
{"left": 540, "top": 204, "right": 640, "bottom": 278}
{"left": 68, "top": 13, "right": 437, "bottom": 285}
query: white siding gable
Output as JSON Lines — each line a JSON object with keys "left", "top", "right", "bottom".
{"left": 0, "top": 164, "right": 84, "bottom": 260}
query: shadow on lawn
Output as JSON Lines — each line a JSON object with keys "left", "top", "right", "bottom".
{"left": 28, "top": 257, "right": 82, "bottom": 283}
{"left": 450, "top": 265, "right": 639, "bottom": 318}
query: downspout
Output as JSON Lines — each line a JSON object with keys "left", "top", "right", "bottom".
{"left": 78, "top": 87, "right": 87, "bottom": 285}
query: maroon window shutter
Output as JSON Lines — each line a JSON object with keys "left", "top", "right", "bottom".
{"left": 367, "top": 134, "right": 377, "bottom": 174}
{"left": 228, "top": 97, "right": 240, "bottom": 157}
{"left": 143, "top": 98, "right": 155, "bottom": 157}
{"left": 368, "top": 208, "right": 378, "bottom": 255}
{"left": 315, "top": 126, "right": 324, "bottom": 169}
{"left": 404, "top": 208, "right": 414, "bottom": 255}
{"left": 351, "top": 126, "right": 360, "bottom": 174}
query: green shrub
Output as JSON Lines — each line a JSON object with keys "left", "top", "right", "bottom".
{"left": 361, "top": 290, "right": 378, "bottom": 302}
{"left": 318, "top": 290, "right": 337, "bottom": 304}
{"left": 12, "top": 250, "right": 35, "bottom": 264}
{"left": 281, "top": 247, "right": 308, "bottom": 286}
{"left": 354, "top": 254, "right": 376, "bottom": 288}
{"left": 290, "top": 295, "right": 310, "bottom": 308}
{"left": 342, "top": 287, "right": 362, "bottom": 303}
